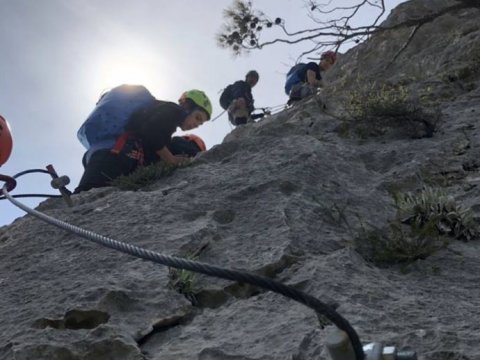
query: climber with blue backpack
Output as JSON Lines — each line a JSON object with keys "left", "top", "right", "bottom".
{"left": 219, "top": 70, "right": 262, "bottom": 126}
{"left": 285, "top": 51, "right": 337, "bottom": 105}
{"left": 75, "top": 86, "right": 212, "bottom": 193}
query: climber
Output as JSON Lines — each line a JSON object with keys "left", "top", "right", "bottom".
{"left": 285, "top": 50, "right": 337, "bottom": 105}
{"left": 219, "top": 70, "right": 260, "bottom": 126}
{"left": 168, "top": 134, "right": 207, "bottom": 158}
{"left": 75, "top": 89, "right": 212, "bottom": 193}
{"left": 0, "top": 115, "right": 13, "bottom": 167}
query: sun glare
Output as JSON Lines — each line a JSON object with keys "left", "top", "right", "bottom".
{"left": 91, "top": 45, "right": 169, "bottom": 96}
{"left": 100, "top": 60, "right": 152, "bottom": 87}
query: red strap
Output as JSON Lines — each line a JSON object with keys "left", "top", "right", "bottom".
{"left": 111, "top": 132, "right": 130, "bottom": 155}
{"left": 111, "top": 133, "right": 145, "bottom": 166}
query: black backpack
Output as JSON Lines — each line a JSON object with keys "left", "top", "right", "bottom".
{"left": 219, "top": 84, "right": 234, "bottom": 110}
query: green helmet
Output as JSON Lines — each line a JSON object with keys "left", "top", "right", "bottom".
{"left": 180, "top": 90, "right": 212, "bottom": 119}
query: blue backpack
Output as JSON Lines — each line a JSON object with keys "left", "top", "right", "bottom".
{"left": 77, "top": 84, "right": 156, "bottom": 150}
{"left": 284, "top": 63, "right": 307, "bottom": 95}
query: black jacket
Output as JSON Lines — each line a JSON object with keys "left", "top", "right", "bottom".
{"left": 126, "top": 101, "right": 187, "bottom": 160}
{"left": 229, "top": 80, "right": 255, "bottom": 113}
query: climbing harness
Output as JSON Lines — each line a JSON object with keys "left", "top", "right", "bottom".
{"left": 259, "top": 103, "right": 288, "bottom": 112}
{"left": 254, "top": 103, "right": 288, "bottom": 118}
{"left": 212, "top": 102, "right": 285, "bottom": 128}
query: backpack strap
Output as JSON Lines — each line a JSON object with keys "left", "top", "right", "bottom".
{"left": 111, "top": 132, "right": 130, "bottom": 155}
{"left": 111, "top": 132, "right": 145, "bottom": 167}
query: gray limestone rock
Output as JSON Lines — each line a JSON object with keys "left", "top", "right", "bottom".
{"left": 1, "top": 0, "right": 480, "bottom": 359}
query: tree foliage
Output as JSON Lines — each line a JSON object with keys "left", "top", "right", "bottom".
{"left": 216, "top": 0, "right": 479, "bottom": 59}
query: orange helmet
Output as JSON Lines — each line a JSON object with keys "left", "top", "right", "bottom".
{"left": 182, "top": 134, "right": 206, "bottom": 152}
{"left": 0, "top": 115, "right": 13, "bottom": 166}
{"left": 321, "top": 50, "right": 337, "bottom": 64}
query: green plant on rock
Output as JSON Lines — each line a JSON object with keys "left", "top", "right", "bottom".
{"left": 110, "top": 161, "right": 181, "bottom": 191}
{"left": 345, "top": 80, "right": 439, "bottom": 139}
{"left": 355, "top": 186, "right": 478, "bottom": 267}
{"left": 355, "top": 223, "right": 448, "bottom": 266}
{"left": 394, "top": 187, "right": 479, "bottom": 242}
{"left": 168, "top": 256, "right": 198, "bottom": 305}
{"left": 348, "top": 82, "right": 409, "bottom": 119}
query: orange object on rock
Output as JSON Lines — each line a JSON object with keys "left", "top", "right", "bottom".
{"left": 0, "top": 115, "right": 13, "bottom": 166}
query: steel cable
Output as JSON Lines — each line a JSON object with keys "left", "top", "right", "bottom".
{"left": 0, "top": 169, "right": 63, "bottom": 201}
{"left": 1, "top": 171, "right": 364, "bottom": 360}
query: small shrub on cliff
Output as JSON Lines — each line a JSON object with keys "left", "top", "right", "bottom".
{"left": 355, "top": 187, "right": 478, "bottom": 266}
{"left": 349, "top": 82, "right": 409, "bottom": 119}
{"left": 345, "top": 81, "right": 439, "bottom": 139}
{"left": 394, "top": 187, "right": 479, "bottom": 242}
{"left": 355, "top": 223, "right": 447, "bottom": 266}
{"left": 110, "top": 162, "right": 179, "bottom": 191}
{"left": 168, "top": 257, "right": 197, "bottom": 305}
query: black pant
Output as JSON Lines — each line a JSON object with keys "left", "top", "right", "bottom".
{"left": 74, "top": 150, "right": 139, "bottom": 193}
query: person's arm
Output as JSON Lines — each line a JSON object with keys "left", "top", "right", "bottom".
{"left": 245, "top": 87, "right": 254, "bottom": 113}
{"left": 306, "top": 69, "right": 323, "bottom": 87}
{"left": 156, "top": 146, "right": 191, "bottom": 166}
{"left": 127, "top": 102, "right": 187, "bottom": 161}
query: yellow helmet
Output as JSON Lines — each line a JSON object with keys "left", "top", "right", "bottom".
{"left": 179, "top": 90, "right": 212, "bottom": 119}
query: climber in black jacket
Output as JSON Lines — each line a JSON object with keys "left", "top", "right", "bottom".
{"left": 219, "top": 70, "right": 259, "bottom": 126}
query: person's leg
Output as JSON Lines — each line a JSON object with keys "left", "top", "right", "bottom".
{"left": 288, "top": 83, "right": 303, "bottom": 104}
{"left": 234, "top": 116, "right": 248, "bottom": 126}
{"left": 288, "top": 83, "right": 316, "bottom": 105}
{"left": 233, "top": 108, "right": 250, "bottom": 125}
{"left": 228, "top": 109, "right": 236, "bottom": 125}
{"left": 74, "top": 150, "right": 132, "bottom": 193}
{"left": 227, "top": 99, "right": 239, "bottom": 125}
{"left": 229, "top": 98, "right": 251, "bottom": 125}
{"left": 300, "top": 84, "right": 315, "bottom": 98}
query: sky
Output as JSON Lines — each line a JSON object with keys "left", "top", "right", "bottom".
{"left": 0, "top": 0, "right": 407, "bottom": 226}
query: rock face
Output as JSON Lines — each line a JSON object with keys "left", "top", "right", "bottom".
{"left": 1, "top": 1, "right": 480, "bottom": 359}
